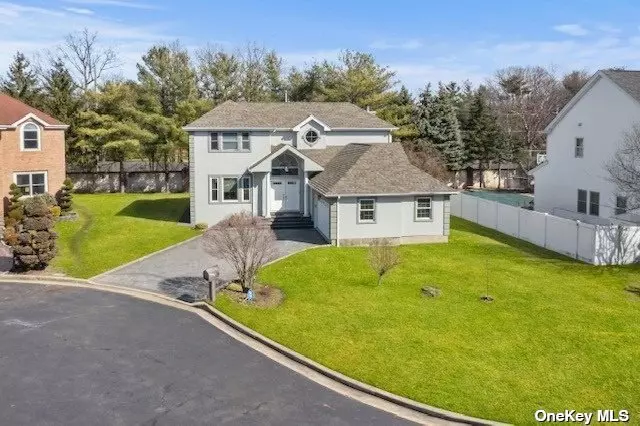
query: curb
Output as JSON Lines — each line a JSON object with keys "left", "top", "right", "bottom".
{"left": 0, "top": 276, "right": 507, "bottom": 426}
{"left": 193, "top": 302, "right": 505, "bottom": 426}
{"left": 89, "top": 234, "right": 202, "bottom": 281}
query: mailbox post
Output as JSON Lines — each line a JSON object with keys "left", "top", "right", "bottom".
{"left": 202, "top": 266, "right": 220, "bottom": 302}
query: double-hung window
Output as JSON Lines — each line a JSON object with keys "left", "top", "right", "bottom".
{"left": 615, "top": 195, "right": 628, "bottom": 215}
{"left": 21, "top": 123, "right": 40, "bottom": 151}
{"left": 209, "top": 132, "right": 251, "bottom": 152}
{"left": 589, "top": 191, "right": 600, "bottom": 216}
{"left": 577, "top": 189, "right": 587, "bottom": 214}
{"left": 15, "top": 172, "right": 46, "bottom": 195}
{"left": 240, "top": 176, "right": 251, "bottom": 202}
{"left": 415, "top": 197, "right": 432, "bottom": 221}
{"left": 358, "top": 198, "right": 376, "bottom": 223}
{"left": 575, "top": 137, "right": 584, "bottom": 158}
{"left": 209, "top": 176, "right": 219, "bottom": 202}
{"left": 222, "top": 177, "right": 238, "bottom": 201}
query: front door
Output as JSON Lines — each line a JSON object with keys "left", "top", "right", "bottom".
{"left": 270, "top": 178, "right": 300, "bottom": 212}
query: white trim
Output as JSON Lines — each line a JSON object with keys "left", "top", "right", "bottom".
{"left": 13, "top": 170, "right": 48, "bottom": 195}
{"left": 292, "top": 115, "right": 331, "bottom": 131}
{"left": 20, "top": 122, "right": 41, "bottom": 151}
{"left": 9, "top": 112, "right": 68, "bottom": 129}
{"left": 309, "top": 183, "right": 458, "bottom": 198}
{"left": 183, "top": 126, "right": 397, "bottom": 131}
{"left": 249, "top": 144, "right": 324, "bottom": 173}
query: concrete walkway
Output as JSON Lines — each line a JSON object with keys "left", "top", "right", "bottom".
{"left": 0, "top": 243, "right": 12, "bottom": 273}
{"left": 93, "top": 229, "right": 326, "bottom": 300}
{"left": 0, "top": 282, "right": 415, "bottom": 426}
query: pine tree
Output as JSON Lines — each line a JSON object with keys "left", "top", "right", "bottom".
{"left": 42, "top": 59, "right": 79, "bottom": 125}
{"left": 58, "top": 178, "right": 74, "bottom": 213}
{"left": 0, "top": 51, "right": 41, "bottom": 106}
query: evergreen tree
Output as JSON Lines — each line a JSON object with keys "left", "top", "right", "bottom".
{"left": 42, "top": 59, "right": 79, "bottom": 124}
{"left": 0, "top": 51, "right": 41, "bottom": 105}
{"left": 264, "top": 50, "right": 285, "bottom": 101}
{"left": 196, "top": 47, "right": 242, "bottom": 103}
{"left": 377, "top": 85, "right": 418, "bottom": 140}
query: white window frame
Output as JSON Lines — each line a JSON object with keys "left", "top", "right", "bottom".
{"left": 13, "top": 171, "right": 48, "bottom": 196}
{"left": 304, "top": 129, "right": 319, "bottom": 145}
{"left": 357, "top": 198, "right": 376, "bottom": 223}
{"left": 209, "top": 175, "right": 252, "bottom": 203}
{"left": 20, "top": 122, "right": 41, "bottom": 151}
{"left": 575, "top": 137, "right": 584, "bottom": 158}
{"left": 414, "top": 196, "right": 433, "bottom": 221}
{"left": 209, "top": 132, "right": 251, "bottom": 152}
{"left": 209, "top": 176, "right": 219, "bottom": 203}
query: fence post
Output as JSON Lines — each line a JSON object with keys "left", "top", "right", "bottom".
{"left": 544, "top": 213, "right": 549, "bottom": 248}
{"left": 517, "top": 207, "right": 521, "bottom": 238}
{"left": 575, "top": 220, "right": 580, "bottom": 260}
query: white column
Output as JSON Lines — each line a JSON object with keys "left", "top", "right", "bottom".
{"left": 264, "top": 171, "right": 271, "bottom": 218}
{"left": 303, "top": 172, "right": 309, "bottom": 216}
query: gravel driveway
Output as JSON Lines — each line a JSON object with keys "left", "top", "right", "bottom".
{"left": 93, "top": 229, "right": 326, "bottom": 300}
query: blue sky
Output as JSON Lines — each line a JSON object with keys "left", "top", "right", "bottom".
{"left": 3, "top": 0, "right": 640, "bottom": 91}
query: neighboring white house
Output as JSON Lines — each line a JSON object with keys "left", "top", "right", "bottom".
{"left": 531, "top": 70, "right": 640, "bottom": 225}
{"left": 184, "top": 101, "right": 456, "bottom": 245}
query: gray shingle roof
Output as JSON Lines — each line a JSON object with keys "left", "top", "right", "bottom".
{"left": 185, "top": 101, "right": 395, "bottom": 129}
{"left": 298, "top": 146, "right": 344, "bottom": 167}
{"left": 602, "top": 70, "right": 640, "bottom": 103}
{"left": 309, "top": 143, "right": 453, "bottom": 196}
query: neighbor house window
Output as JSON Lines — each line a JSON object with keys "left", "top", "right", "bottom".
{"left": 209, "top": 176, "right": 219, "bottom": 202}
{"left": 210, "top": 133, "right": 219, "bottom": 151}
{"left": 14, "top": 172, "right": 46, "bottom": 195}
{"left": 415, "top": 197, "right": 432, "bottom": 221}
{"left": 240, "top": 176, "right": 251, "bottom": 202}
{"left": 577, "top": 189, "right": 587, "bottom": 213}
{"left": 304, "top": 129, "right": 319, "bottom": 144}
{"left": 241, "top": 132, "right": 251, "bottom": 150}
{"left": 615, "top": 196, "right": 628, "bottom": 215}
{"left": 589, "top": 191, "right": 600, "bottom": 216}
{"left": 358, "top": 198, "right": 376, "bottom": 223}
{"left": 575, "top": 137, "right": 584, "bottom": 158}
{"left": 21, "top": 123, "right": 40, "bottom": 150}
{"left": 222, "top": 177, "right": 238, "bottom": 201}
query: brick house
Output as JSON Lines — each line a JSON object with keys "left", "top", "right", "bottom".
{"left": 0, "top": 93, "right": 68, "bottom": 219}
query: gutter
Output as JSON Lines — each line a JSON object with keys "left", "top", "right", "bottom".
{"left": 308, "top": 183, "right": 459, "bottom": 198}
{"left": 336, "top": 195, "right": 341, "bottom": 247}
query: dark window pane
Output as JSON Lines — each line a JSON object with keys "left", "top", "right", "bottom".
{"left": 210, "top": 133, "right": 219, "bottom": 150}
{"left": 222, "top": 133, "right": 238, "bottom": 150}
{"left": 577, "top": 189, "right": 587, "bottom": 213}
{"left": 589, "top": 191, "right": 600, "bottom": 216}
{"left": 32, "top": 173, "right": 45, "bottom": 185}
{"left": 616, "top": 196, "right": 627, "bottom": 215}
{"left": 32, "top": 184, "right": 45, "bottom": 194}
{"left": 16, "top": 174, "right": 30, "bottom": 186}
{"left": 223, "top": 178, "right": 238, "bottom": 200}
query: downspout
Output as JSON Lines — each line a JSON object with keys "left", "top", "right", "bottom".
{"left": 336, "top": 196, "right": 341, "bottom": 247}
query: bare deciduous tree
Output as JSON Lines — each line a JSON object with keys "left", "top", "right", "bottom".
{"left": 368, "top": 239, "right": 400, "bottom": 285}
{"left": 202, "top": 213, "right": 278, "bottom": 292}
{"left": 607, "top": 124, "right": 640, "bottom": 211}
{"left": 58, "top": 28, "right": 120, "bottom": 92}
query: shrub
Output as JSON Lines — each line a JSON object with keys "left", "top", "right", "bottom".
{"left": 368, "top": 239, "right": 400, "bottom": 285}
{"left": 202, "top": 213, "right": 277, "bottom": 292}
{"left": 50, "top": 205, "right": 61, "bottom": 218}
{"left": 57, "top": 178, "right": 74, "bottom": 213}
{"left": 7, "top": 194, "right": 58, "bottom": 271}
{"left": 5, "top": 183, "right": 23, "bottom": 222}
{"left": 194, "top": 222, "right": 208, "bottom": 230}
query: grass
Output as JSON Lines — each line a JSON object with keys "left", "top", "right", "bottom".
{"left": 216, "top": 217, "right": 640, "bottom": 425}
{"left": 52, "top": 193, "right": 199, "bottom": 278}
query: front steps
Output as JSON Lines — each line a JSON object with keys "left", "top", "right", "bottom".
{"left": 266, "top": 213, "right": 314, "bottom": 229}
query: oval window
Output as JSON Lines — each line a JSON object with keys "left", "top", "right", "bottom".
{"left": 304, "top": 130, "right": 319, "bottom": 144}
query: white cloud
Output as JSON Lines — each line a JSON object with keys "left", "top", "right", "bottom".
{"left": 370, "top": 39, "right": 423, "bottom": 50}
{"left": 63, "top": 0, "right": 159, "bottom": 9}
{"left": 553, "top": 24, "right": 589, "bottom": 36}
{"left": 64, "top": 7, "right": 95, "bottom": 15}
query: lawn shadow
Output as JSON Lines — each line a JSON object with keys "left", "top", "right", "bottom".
{"left": 451, "top": 217, "right": 577, "bottom": 263}
{"left": 116, "top": 197, "right": 190, "bottom": 223}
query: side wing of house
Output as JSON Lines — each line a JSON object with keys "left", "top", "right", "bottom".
{"left": 534, "top": 74, "right": 640, "bottom": 220}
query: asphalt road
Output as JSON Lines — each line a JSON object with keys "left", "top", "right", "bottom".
{"left": 0, "top": 282, "right": 413, "bottom": 426}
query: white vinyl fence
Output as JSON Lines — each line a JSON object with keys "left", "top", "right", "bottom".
{"left": 451, "top": 193, "right": 640, "bottom": 265}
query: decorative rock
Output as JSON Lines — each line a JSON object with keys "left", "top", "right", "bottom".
{"left": 421, "top": 286, "right": 441, "bottom": 298}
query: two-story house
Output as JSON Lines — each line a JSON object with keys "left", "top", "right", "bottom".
{"left": 185, "top": 101, "right": 455, "bottom": 245}
{"left": 531, "top": 70, "right": 640, "bottom": 224}
{"left": 0, "top": 93, "right": 68, "bottom": 220}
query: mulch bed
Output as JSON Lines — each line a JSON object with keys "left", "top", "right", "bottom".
{"left": 221, "top": 282, "right": 284, "bottom": 308}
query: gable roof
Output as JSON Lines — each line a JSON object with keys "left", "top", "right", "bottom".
{"left": 249, "top": 144, "right": 324, "bottom": 173}
{"left": 545, "top": 69, "right": 640, "bottom": 133}
{"left": 0, "top": 93, "right": 66, "bottom": 127}
{"left": 309, "top": 143, "right": 455, "bottom": 197}
{"left": 184, "top": 101, "right": 396, "bottom": 130}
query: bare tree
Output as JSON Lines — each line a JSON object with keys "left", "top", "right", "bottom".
{"left": 607, "top": 125, "right": 640, "bottom": 211}
{"left": 368, "top": 239, "right": 400, "bottom": 285}
{"left": 58, "top": 28, "right": 120, "bottom": 92}
{"left": 202, "top": 213, "right": 278, "bottom": 292}
{"left": 403, "top": 139, "right": 453, "bottom": 184}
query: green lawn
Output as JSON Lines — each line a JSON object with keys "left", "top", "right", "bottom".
{"left": 52, "top": 193, "right": 199, "bottom": 278}
{"left": 216, "top": 218, "right": 640, "bottom": 425}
